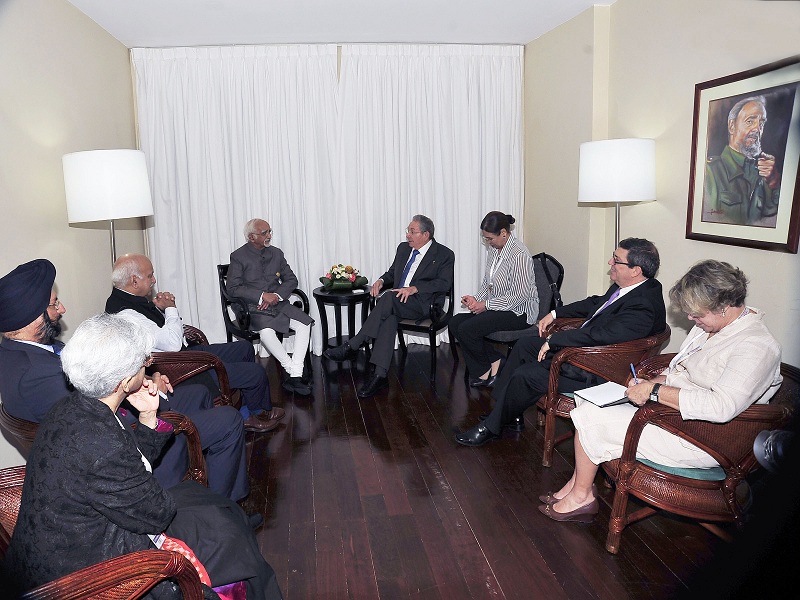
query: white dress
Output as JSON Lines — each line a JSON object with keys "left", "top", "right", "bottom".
{"left": 571, "top": 308, "right": 783, "bottom": 469}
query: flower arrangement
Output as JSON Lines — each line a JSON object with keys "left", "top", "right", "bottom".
{"left": 320, "top": 264, "right": 368, "bottom": 290}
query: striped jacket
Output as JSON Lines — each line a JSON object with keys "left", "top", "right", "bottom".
{"left": 474, "top": 234, "right": 538, "bottom": 324}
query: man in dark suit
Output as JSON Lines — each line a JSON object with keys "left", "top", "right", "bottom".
{"left": 324, "top": 215, "right": 455, "bottom": 398}
{"left": 106, "top": 253, "right": 284, "bottom": 433}
{"left": 0, "top": 259, "right": 250, "bottom": 503}
{"left": 456, "top": 238, "right": 666, "bottom": 446}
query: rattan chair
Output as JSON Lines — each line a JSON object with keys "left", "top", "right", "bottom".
{"left": 0, "top": 466, "right": 204, "bottom": 600}
{"left": 600, "top": 357, "right": 799, "bottom": 554}
{"left": 535, "top": 320, "right": 671, "bottom": 467}
{"left": 0, "top": 406, "right": 208, "bottom": 488}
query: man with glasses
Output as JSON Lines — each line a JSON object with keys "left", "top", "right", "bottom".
{"left": 325, "top": 215, "right": 455, "bottom": 398}
{"left": 456, "top": 238, "right": 666, "bottom": 446}
{"left": 0, "top": 259, "right": 250, "bottom": 503}
{"left": 227, "top": 218, "right": 314, "bottom": 396}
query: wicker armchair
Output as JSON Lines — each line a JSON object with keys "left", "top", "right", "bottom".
{"left": 147, "top": 324, "right": 241, "bottom": 409}
{"left": 0, "top": 406, "right": 207, "bottom": 489}
{"left": 600, "top": 356, "right": 799, "bottom": 554}
{"left": 535, "top": 319, "right": 671, "bottom": 467}
{"left": 0, "top": 466, "right": 203, "bottom": 600}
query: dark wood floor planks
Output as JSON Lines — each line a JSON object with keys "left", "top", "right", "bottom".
{"left": 243, "top": 343, "right": 726, "bottom": 599}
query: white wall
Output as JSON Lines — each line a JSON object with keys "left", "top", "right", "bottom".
{"left": 525, "top": 0, "right": 800, "bottom": 364}
{"left": 0, "top": 0, "right": 144, "bottom": 467}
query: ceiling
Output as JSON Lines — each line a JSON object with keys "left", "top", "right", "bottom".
{"left": 65, "top": 0, "right": 615, "bottom": 48}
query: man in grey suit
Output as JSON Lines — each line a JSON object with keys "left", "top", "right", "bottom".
{"left": 324, "top": 215, "right": 455, "bottom": 398}
{"left": 227, "top": 218, "right": 315, "bottom": 395}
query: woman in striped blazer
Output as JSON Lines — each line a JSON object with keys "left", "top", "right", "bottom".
{"left": 450, "top": 211, "right": 539, "bottom": 387}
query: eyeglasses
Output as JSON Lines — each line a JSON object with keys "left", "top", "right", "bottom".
{"left": 259, "top": 229, "right": 273, "bottom": 236}
{"left": 47, "top": 299, "right": 62, "bottom": 310}
{"left": 406, "top": 228, "right": 422, "bottom": 235}
{"left": 611, "top": 255, "right": 632, "bottom": 266}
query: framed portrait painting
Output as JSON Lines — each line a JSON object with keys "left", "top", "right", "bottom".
{"left": 686, "top": 55, "right": 800, "bottom": 253}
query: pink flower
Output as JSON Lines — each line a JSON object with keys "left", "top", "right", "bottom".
{"left": 325, "top": 273, "right": 331, "bottom": 279}
{"left": 349, "top": 273, "right": 356, "bottom": 282}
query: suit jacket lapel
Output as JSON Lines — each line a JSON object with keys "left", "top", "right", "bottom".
{"left": 600, "top": 280, "right": 651, "bottom": 317}
{"left": 410, "top": 241, "right": 437, "bottom": 283}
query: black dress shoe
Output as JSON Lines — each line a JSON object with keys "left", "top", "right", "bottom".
{"left": 469, "top": 375, "right": 497, "bottom": 388}
{"left": 477, "top": 414, "right": 524, "bottom": 432}
{"left": 282, "top": 376, "right": 312, "bottom": 396}
{"left": 357, "top": 375, "right": 388, "bottom": 398}
{"left": 455, "top": 424, "right": 499, "bottom": 447}
{"left": 468, "top": 357, "right": 505, "bottom": 388}
{"left": 323, "top": 343, "right": 359, "bottom": 362}
{"left": 503, "top": 416, "right": 525, "bottom": 433}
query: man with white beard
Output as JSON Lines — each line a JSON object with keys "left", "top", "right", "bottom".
{"left": 703, "top": 95, "right": 781, "bottom": 226}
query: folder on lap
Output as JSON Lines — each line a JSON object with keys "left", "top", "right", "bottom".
{"left": 573, "top": 381, "right": 631, "bottom": 407}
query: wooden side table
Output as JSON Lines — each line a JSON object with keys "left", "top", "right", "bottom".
{"left": 313, "top": 286, "right": 372, "bottom": 351}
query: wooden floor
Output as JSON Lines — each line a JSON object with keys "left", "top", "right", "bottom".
{"left": 240, "top": 344, "right": 727, "bottom": 600}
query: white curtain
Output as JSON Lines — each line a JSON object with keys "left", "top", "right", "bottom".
{"left": 131, "top": 45, "right": 339, "bottom": 347}
{"left": 131, "top": 43, "right": 523, "bottom": 352}
{"left": 337, "top": 44, "right": 524, "bottom": 344}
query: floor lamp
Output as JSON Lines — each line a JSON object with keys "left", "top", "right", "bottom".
{"left": 63, "top": 149, "right": 154, "bottom": 266}
{"left": 578, "top": 138, "right": 656, "bottom": 249}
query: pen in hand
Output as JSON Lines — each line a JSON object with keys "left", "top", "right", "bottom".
{"left": 630, "top": 363, "right": 639, "bottom": 385}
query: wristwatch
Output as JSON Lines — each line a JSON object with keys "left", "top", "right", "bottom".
{"left": 649, "top": 383, "right": 662, "bottom": 403}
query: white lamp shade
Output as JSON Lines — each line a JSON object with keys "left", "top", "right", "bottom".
{"left": 578, "top": 138, "right": 656, "bottom": 204}
{"left": 62, "top": 150, "right": 154, "bottom": 223}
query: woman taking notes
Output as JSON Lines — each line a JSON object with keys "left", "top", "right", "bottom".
{"left": 450, "top": 211, "right": 538, "bottom": 387}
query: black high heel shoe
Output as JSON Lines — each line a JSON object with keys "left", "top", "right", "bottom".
{"left": 468, "top": 357, "right": 506, "bottom": 388}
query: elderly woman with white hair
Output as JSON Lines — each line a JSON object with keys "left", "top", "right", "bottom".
{"left": 3, "top": 313, "right": 282, "bottom": 600}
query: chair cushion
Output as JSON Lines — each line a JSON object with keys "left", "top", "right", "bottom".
{"left": 400, "top": 318, "right": 433, "bottom": 327}
{"left": 638, "top": 458, "right": 725, "bottom": 481}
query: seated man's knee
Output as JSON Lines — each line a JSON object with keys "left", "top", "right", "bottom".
{"left": 234, "top": 340, "right": 256, "bottom": 361}
{"left": 218, "top": 406, "right": 245, "bottom": 435}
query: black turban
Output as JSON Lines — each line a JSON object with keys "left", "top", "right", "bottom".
{"left": 0, "top": 259, "right": 56, "bottom": 332}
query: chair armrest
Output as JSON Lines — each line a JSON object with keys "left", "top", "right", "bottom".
{"left": 21, "top": 549, "right": 204, "bottom": 600}
{"left": 149, "top": 351, "right": 235, "bottom": 405}
{"left": 427, "top": 290, "right": 453, "bottom": 324}
{"left": 158, "top": 411, "right": 208, "bottom": 488}
{"left": 227, "top": 295, "right": 254, "bottom": 331}
{"left": 545, "top": 317, "right": 584, "bottom": 334}
{"left": 0, "top": 465, "right": 26, "bottom": 559}
{"left": 635, "top": 353, "right": 676, "bottom": 379}
{"left": 290, "top": 288, "right": 310, "bottom": 314}
{"left": 618, "top": 402, "right": 792, "bottom": 471}
{"left": 183, "top": 325, "right": 209, "bottom": 346}
{"left": 545, "top": 327, "right": 672, "bottom": 398}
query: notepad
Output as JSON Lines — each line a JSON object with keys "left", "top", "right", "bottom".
{"left": 573, "top": 381, "right": 631, "bottom": 407}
